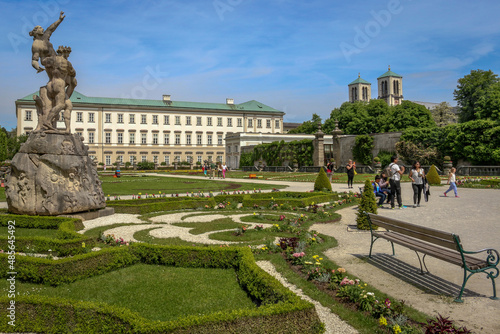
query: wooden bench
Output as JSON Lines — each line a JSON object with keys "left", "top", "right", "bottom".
{"left": 365, "top": 212, "right": 499, "bottom": 302}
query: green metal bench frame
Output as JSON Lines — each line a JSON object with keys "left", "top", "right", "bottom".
{"left": 365, "top": 212, "right": 499, "bottom": 302}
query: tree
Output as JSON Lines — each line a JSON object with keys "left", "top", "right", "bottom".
{"left": 385, "top": 101, "right": 436, "bottom": 132}
{"left": 454, "top": 69, "right": 499, "bottom": 122}
{"left": 0, "top": 127, "right": 28, "bottom": 161}
{"left": 426, "top": 165, "right": 441, "bottom": 185}
{"left": 288, "top": 114, "right": 322, "bottom": 134}
{"left": 313, "top": 168, "right": 332, "bottom": 192}
{"left": 356, "top": 179, "right": 377, "bottom": 230}
{"left": 430, "top": 102, "right": 458, "bottom": 127}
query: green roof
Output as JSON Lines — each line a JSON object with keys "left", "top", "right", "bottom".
{"left": 377, "top": 69, "right": 402, "bottom": 79}
{"left": 17, "top": 91, "right": 283, "bottom": 114}
{"left": 348, "top": 77, "right": 371, "bottom": 85}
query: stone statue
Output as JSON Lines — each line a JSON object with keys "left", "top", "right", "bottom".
{"left": 30, "top": 11, "right": 76, "bottom": 133}
{"left": 6, "top": 12, "right": 105, "bottom": 216}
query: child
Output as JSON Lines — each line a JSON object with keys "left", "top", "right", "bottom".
{"left": 373, "top": 175, "right": 387, "bottom": 207}
{"left": 444, "top": 167, "right": 459, "bottom": 198}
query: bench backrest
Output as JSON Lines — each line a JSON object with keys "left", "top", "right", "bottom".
{"left": 367, "top": 213, "right": 460, "bottom": 251}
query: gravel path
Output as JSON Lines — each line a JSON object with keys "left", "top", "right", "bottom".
{"left": 312, "top": 183, "right": 500, "bottom": 333}
{"left": 256, "top": 260, "right": 358, "bottom": 334}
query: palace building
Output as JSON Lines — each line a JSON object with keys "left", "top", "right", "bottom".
{"left": 16, "top": 91, "right": 284, "bottom": 167}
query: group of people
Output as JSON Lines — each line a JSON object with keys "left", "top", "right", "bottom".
{"left": 371, "top": 156, "right": 430, "bottom": 209}
{"left": 202, "top": 162, "right": 228, "bottom": 179}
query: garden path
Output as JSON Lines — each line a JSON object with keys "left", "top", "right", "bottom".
{"left": 257, "top": 260, "right": 358, "bottom": 334}
{"left": 313, "top": 183, "right": 500, "bottom": 333}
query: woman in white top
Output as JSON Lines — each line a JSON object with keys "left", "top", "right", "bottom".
{"left": 222, "top": 163, "right": 227, "bottom": 179}
{"left": 409, "top": 161, "right": 425, "bottom": 207}
{"left": 444, "top": 167, "right": 458, "bottom": 197}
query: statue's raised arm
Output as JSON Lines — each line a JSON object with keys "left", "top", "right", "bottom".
{"left": 46, "top": 11, "right": 65, "bottom": 38}
{"left": 29, "top": 11, "right": 65, "bottom": 73}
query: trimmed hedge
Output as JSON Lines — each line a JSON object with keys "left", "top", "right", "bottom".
{"left": 0, "top": 247, "right": 138, "bottom": 285}
{"left": 0, "top": 245, "right": 323, "bottom": 333}
{"left": 107, "top": 198, "right": 217, "bottom": 214}
{"left": 0, "top": 214, "right": 91, "bottom": 256}
{"left": 242, "top": 191, "right": 340, "bottom": 208}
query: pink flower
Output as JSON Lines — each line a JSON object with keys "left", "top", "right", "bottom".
{"left": 385, "top": 298, "right": 391, "bottom": 308}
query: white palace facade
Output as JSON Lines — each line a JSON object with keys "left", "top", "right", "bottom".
{"left": 16, "top": 91, "right": 284, "bottom": 167}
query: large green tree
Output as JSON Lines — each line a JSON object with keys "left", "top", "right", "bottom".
{"left": 454, "top": 69, "right": 499, "bottom": 122}
{"left": 430, "top": 102, "right": 458, "bottom": 127}
{"left": 0, "top": 127, "right": 28, "bottom": 161}
{"left": 385, "top": 100, "right": 436, "bottom": 132}
{"left": 288, "top": 113, "right": 322, "bottom": 134}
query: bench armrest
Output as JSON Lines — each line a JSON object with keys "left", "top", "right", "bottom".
{"left": 462, "top": 248, "right": 500, "bottom": 267}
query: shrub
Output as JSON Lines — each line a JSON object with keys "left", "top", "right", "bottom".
{"left": 426, "top": 165, "right": 441, "bottom": 185}
{"left": 353, "top": 135, "right": 374, "bottom": 165}
{"left": 0, "top": 246, "right": 324, "bottom": 334}
{"left": 137, "top": 161, "right": 155, "bottom": 170}
{"left": 356, "top": 180, "right": 377, "bottom": 230}
{"left": 313, "top": 168, "right": 332, "bottom": 192}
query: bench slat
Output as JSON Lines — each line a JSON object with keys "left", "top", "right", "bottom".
{"left": 369, "top": 214, "right": 458, "bottom": 250}
{"left": 374, "top": 231, "right": 487, "bottom": 270}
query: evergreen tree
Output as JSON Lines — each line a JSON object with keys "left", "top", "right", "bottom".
{"left": 314, "top": 168, "right": 332, "bottom": 192}
{"left": 426, "top": 165, "right": 441, "bottom": 185}
{"left": 356, "top": 179, "right": 378, "bottom": 230}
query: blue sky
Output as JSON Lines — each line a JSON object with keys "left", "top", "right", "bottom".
{"left": 1, "top": 0, "right": 500, "bottom": 130}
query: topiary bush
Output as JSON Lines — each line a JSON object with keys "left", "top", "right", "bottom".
{"left": 356, "top": 179, "right": 377, "bottom": 230}
{"left": 426, "top": 164, "right": 441, "bottom": 185}
{"left": 313, "top": 168, "right": 332, "bottom": 192}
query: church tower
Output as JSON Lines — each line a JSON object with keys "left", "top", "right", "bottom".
{"left": 377, "top": 66, "right": 403, "bottom": 106}
{"left": 348, "top": 73, "right": 371, "bottom": 103}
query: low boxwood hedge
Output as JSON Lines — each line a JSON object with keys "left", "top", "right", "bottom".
{"left": 242, "top": 192, "right": 340, "bottom": 208}
{"left": 0, "top": 214, "right": 91, "bottom": 256}
{"left": 107, "top": 198, "right": 217, "bottom": 214}
{"left": 0, "top": 245, "right": 323, "bottom": 333}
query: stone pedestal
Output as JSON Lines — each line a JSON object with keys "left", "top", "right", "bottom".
{"left": 313, "top": 126, "right": 325, "bottom": 167}
{"left": 6, "top": 132, "right": 105, "bottom": 216}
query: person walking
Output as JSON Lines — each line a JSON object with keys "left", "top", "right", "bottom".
{"left": 409, "top": 161, "right": 425, "bottom": 207}
{"left": 444, "top": 167, "right": 459, "bottom": 197}
{"left": 222, "top": 162, "right": 227, "bottom": 179}
{"left": 327, "top": 160, "right": 334, "bottom": 182}
{"left": 389, "top": 155, "right": 405, "bottom": 209}
{"left": 346, "top": 159, "right": 356, "bottom": 189}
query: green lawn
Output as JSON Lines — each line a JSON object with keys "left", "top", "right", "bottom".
{"left": 0, "top": 264, "right": 256, "bottom": 322}
{"left": 100, "top": 175, "right": 285, "bottom": 196}
{"left": 0, "top": 226, "right": 59, "bottom": 238}
{"left": 0, "top": 187, "right": 5, "bottom": 201}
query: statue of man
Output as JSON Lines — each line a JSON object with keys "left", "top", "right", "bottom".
{"left": 29, "top": 11, "right": 65, "bottom": 73}
{"left": 44, "top": 46, "right": 77, "bottom": 132}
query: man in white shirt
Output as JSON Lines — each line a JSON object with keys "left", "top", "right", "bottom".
{"left": 389, "top": 156, "right": 405, "bottom": 209}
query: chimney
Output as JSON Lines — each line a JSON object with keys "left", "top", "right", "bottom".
{"left": 162, "top": 95, "right": 171, "bottom": 101}
{"left": 226, "top": 98, "right": 234, "bottom": 105}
